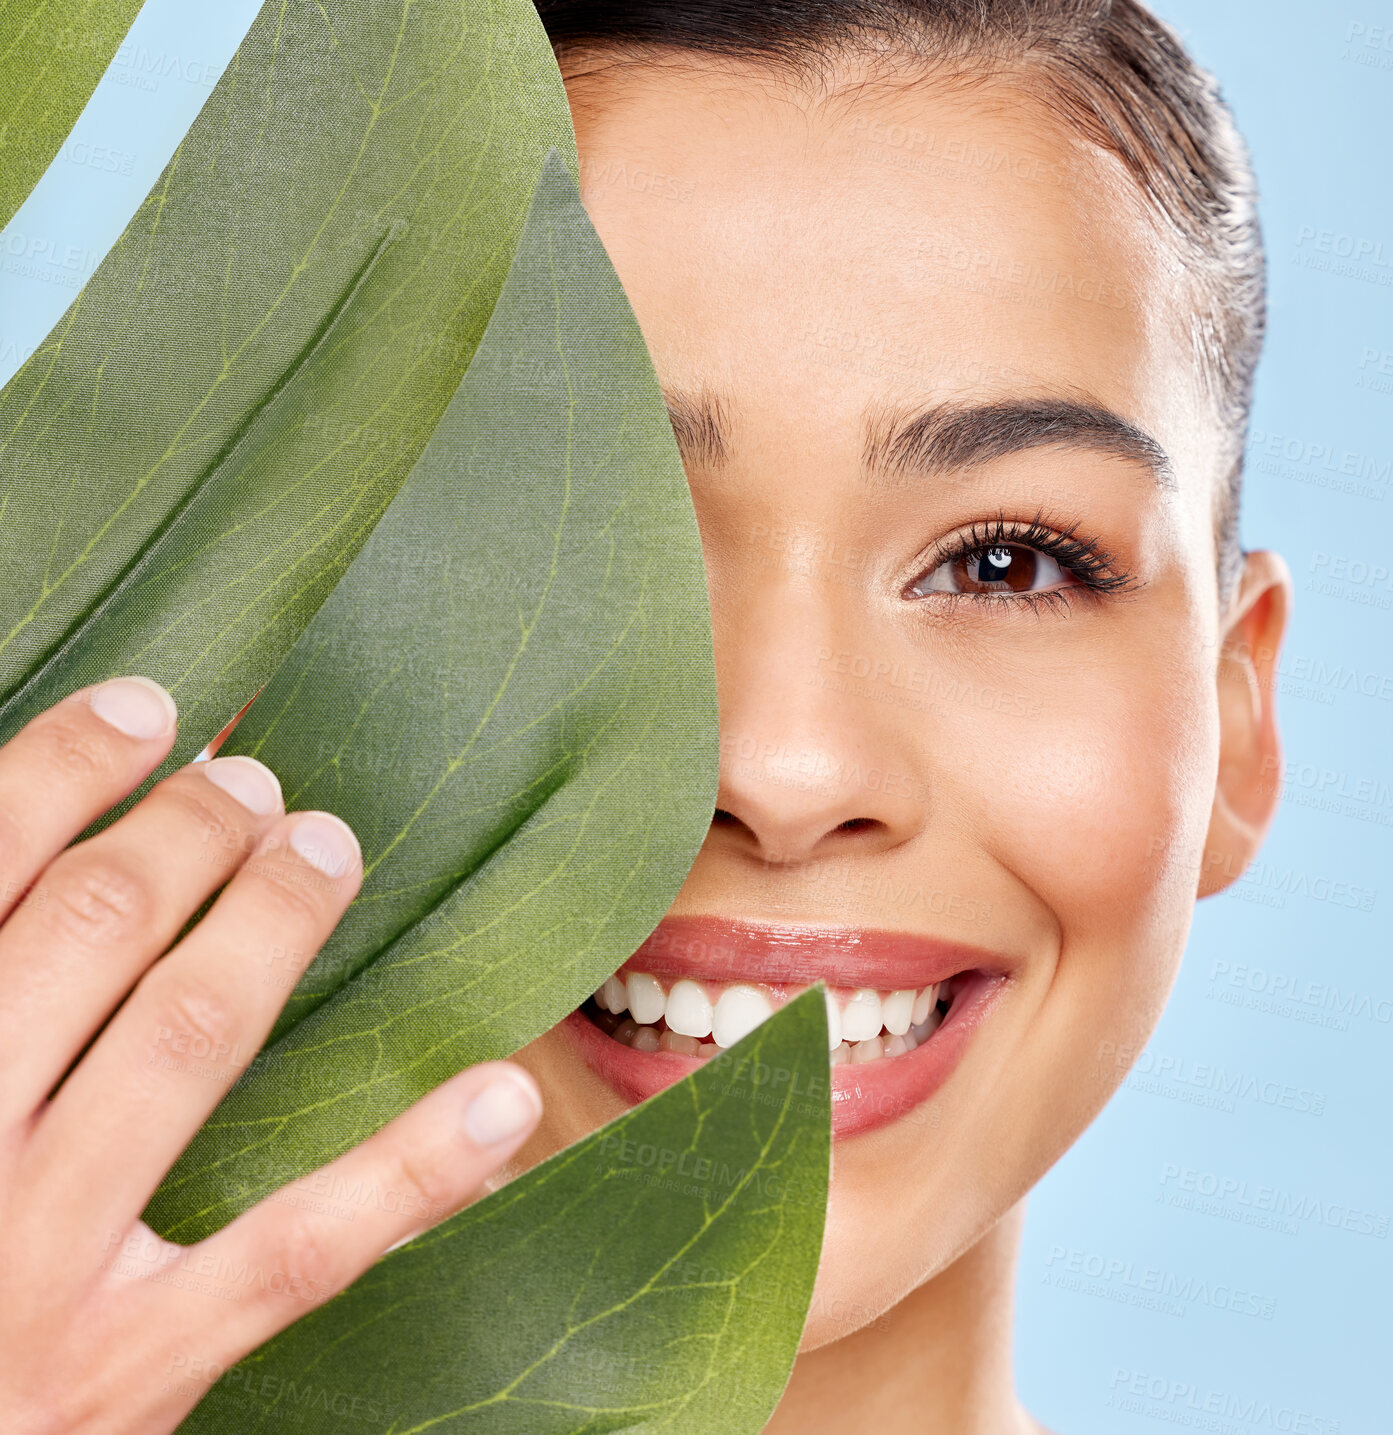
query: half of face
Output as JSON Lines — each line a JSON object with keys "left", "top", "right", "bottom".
{"left": 509, "top": 48, "right": 1288, "bottom": 1347}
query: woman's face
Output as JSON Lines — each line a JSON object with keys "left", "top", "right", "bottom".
{"left": 512, "top": 53, "right": 1288, "bottom": 1346}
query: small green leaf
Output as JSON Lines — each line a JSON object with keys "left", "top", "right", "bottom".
{"left": 146, "top": 149, "right": 719, "bottom": 1237}
{"left": 0, "top": 0, "right": 575, "bottom": 772}
{"left": 178, "top": 990, "right": 831, "bottom": 1435}
{"left": 0, "top": 0, "right": 145, "bottom": 225}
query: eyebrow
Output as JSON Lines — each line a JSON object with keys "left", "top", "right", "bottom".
{"left": 863, "top": 396, "right": 1176, "bottom": 489}
{"left": 661, "top": 387, "right": 1174, "bottom": 489}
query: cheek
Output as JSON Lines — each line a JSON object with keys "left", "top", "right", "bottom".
{"left": 930, "top": 645, "right": 1222, "bottom": 1175}
{"left": 965, "top": 649, "right": 1218, "bottom": 981}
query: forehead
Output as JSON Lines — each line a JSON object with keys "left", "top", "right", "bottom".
{"left": 566, "top": 54, "right": 1213, "bottom": 485}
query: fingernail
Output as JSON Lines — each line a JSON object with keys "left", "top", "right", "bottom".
{"left": 203, "top": 756, "right": 283, "bottom": 816}
{"left": 462, "top": 1068, "right": 543, "bottom": 1147}
{"left": 89, "top": 677, "right": 177, "bottom": 739}
{"left": 288, "top": 812, "right": 361, "bottom": 878}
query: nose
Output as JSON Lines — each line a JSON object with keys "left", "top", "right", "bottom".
{"left": 711, "top": 578, "right": 929, "bottom": 867}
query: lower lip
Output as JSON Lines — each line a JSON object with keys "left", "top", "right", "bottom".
{"left": 559, "top": 971, "right": 1006, "bottom": 1139}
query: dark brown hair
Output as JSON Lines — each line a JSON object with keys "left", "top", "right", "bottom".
{"left": 536, "top": 0, "right": 1264, "bottom": 597}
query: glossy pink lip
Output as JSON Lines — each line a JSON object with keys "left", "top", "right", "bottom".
{"left": 561, "top": 915, "right": 1014, "bottom": 1139}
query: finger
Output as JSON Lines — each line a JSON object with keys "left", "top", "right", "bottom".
{"left": 0, "top": 677, "right": 178, "bottom": 924}
{"left": 142, "top": 1063, "right": 542, "bottom": 1363}
{"left": 23, "top": 810, "right": 362, "bottom": 1232}
{"left": 0, "top": 754, "right": 286, "bottom": 1121}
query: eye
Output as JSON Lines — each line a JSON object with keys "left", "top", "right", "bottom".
{"left": 908, "top": 541, "right": 1075, "bottom": 598}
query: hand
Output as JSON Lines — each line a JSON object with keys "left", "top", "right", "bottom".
{"left": 0, "top": 679, "right": 543, "bottom": 1434}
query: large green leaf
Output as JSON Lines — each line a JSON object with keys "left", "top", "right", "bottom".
{"left": 0, "top": 0, "right": 575, "bottom": 768}
{"left": 0, "top": 0, "right": 146, "bottom": 225}
{"left": 146, "top": 149, "right": 721, "bottom": 1238}
{"left": 178, "top": 990, "right": 831, "bottom": 1435}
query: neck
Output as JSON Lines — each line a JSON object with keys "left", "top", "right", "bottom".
{"left": 767, "top": 1200, "right": 1042, "bottom": 1435}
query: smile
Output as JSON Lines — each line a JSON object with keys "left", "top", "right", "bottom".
{"left": 562, "top": 915, "right": 1012, "bottom": 1138}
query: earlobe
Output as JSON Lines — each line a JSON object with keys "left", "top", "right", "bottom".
{"left": 1197, "top": 549, "right": 1293, "bottom": 897}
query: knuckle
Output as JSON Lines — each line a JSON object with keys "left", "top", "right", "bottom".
{"left": 42, "top": 854, "right": 154, "bottom": 948}
{"left": 0, "top": 802, "right": 32, "bottom": 881}
{"left": 33, "top": 714, "right": 121, "bottom": 787}
{"left": 243, "top": 849, "right": 334, "bottom": 929}
{"left": 256, "top": 1216, "right": 344, "bottom": 1308}
{"left": 163, "top": 776, "right": 250, "bottom": 845}
{"left": 387, "top": 1139, "right": 460, "bottom": 1226}
{"left": 142, "top": 972, "right": 244, "bottom": 1064}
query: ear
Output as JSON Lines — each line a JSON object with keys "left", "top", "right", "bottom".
{"left": 1197, "top": 549, "right": 1293, "bottom": 897}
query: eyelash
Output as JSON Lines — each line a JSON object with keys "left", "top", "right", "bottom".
{"left": 905, "top": 511, "right": 1139, "bottom": 615}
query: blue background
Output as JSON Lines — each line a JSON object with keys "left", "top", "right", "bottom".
{"left": 0, "top": 3, "right": 1387, "bottom": 1430}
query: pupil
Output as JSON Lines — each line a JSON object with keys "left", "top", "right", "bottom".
{"left": 961, "top": 543, "right": 1035, "bottom": 593}
{"left": 982, "top": 546, "right": 1012, "bottom": 578}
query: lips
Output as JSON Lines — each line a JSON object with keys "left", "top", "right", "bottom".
{"left": 561, "top": 915, "right": 1012, "bottom": 1138}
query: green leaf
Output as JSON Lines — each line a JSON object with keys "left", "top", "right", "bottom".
{"left": 0, "top": 0, "right": 576, "bottom": 768}
{"left": 146, "top": 149, "right": 720, "bottom": 1238}
{"left": 0, "top": 0, "right": 145, "bottom": 225}
{"left": 177, "top": 989, "right": 831, "bottom": 1435}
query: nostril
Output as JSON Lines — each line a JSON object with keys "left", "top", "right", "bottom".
{"left": 712, "top": 808, "right": 739, "bottom": 826}
{"left": 835, "top": 817, "right": 880, "bottom": 835}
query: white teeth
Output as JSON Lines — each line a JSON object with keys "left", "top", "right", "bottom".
{"left": 602, "top": 974, "right": 628, "bottom": 1014}
{"left": 911, "top": 984, "right": 938, "bottom": 1026}
{"left": 881, "top": 989, "right": 915, "bottom": 1036}
{"left": 626, "top": 972, "right": 666, "bottom": 1026}
{"left": 824, "top": 989, "right": 842, "bottom": 1051}
{"left": 665, "top": 979, "right": 714, "bottom": 1039}
{"left": 592, "top": 972, "right": 952, "bottom": 1061}
{"left": 841, "top": 989, "right": 883, "bottom": 1043}
{"left": 712, "top": 984, "right": 774, "bottom": 1048}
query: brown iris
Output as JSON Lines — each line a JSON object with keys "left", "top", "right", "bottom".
{"left": 951, "top": 544, "right": 1042, "bottom": 594}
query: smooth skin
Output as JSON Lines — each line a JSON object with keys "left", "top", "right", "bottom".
{"left": 0, "top": 678, "right": 541, "bottom": 1433}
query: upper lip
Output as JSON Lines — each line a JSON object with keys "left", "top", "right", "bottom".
{"left": 626, "top": 914, "right": 1013, "bottom": 990}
